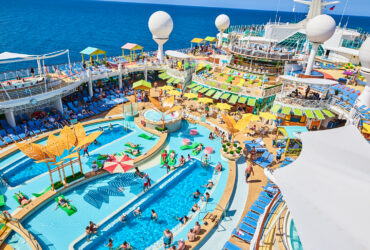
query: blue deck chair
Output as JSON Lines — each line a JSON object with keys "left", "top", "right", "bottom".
{"left": 251, "top": 204, "right": 264, "bottom": 215}
{"left": 259, "top": 154, "right": 274, "bottom": 168}
{"left": 242, "top": 216, "right": 258, "bottom": 228}
{"left": 232, "top": 229, "right": 252, "bottom": 243}
{"left": 254, "top": 151, "right": 269, "bottom": 165}
{"left": 246, "top": 211, "right": 260, "bottom": 221}
{"left": 0, "top": 130, "right": 12, "bottom": 144}
{"left": 238, "top": 222, "right": 256, "bottom": 236}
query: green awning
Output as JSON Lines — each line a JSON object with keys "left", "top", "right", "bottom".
{"left": 238, "top": 96, "right": 247, "bottom": 104}
{"left": 229, "top": 95, "right": 238, "bottom": 104}
{"left": 173, "top": 78, "right": 181, "bottom": 84}
{"left": 205, "top": 89, "right": 216, "bottom": 97}
{"left": 132, "top": 80, "right": 152, "bottom": 90}
{"left": 159, "top": 73, "right": 170, "bottom": 79}
{"left": 199, "top": 87, "right": 209, "bottom": 94}
{"left": 282, "top": 107, "right": 291, "bottom": 115}
{"left": 270, "top": 104, "right": 281, "bottom": 113}
{"left": 167, "top": 77, "right": 175, "bottom": 84}
{"left": 305, "top": 109, "right": 315, "bottom": 119}
{"left": 192, "top": 85, "right": 203, "bottom": 92}
{"left": 213, "top": 91, "right": 223, "bottom": 100}
{"left": 322, "top": 109, "right": 335, "bottom": 118}
{"left": 220, "top": 93, "right": 231, "bottom": 100}
{"left": 314, "top": 110, "right": 325, "bottom": 120}
{"left": 293, "top": 108, "right": 303, "bottom": 116}
{"left": 187, "top": 83, "right": 197, "bottom": 89}
{"left": 247, "top": 98, "right": 256, "bottom": 106}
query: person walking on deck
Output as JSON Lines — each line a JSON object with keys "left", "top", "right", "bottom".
{"left": 245, "top": 163, "right": 255, "bottom": 183}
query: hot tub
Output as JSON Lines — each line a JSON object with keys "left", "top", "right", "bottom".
{"left": 142, "top": 109, "right": 182, "bottom": 132}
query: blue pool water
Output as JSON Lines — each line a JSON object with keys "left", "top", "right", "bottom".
{"left": 1, "top": 124, "right": 132, "bottom": 187}
{"left": 144, "top": 110, "right": 179, "bottom": 122}
{"left": 81, "top": 159, "right": 214, "bottom": 250}
{"left": 290, "top": 220, "right": 303, "bottom": 250}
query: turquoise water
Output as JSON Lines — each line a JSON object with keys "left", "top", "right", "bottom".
{"left": 82, "top": 160, "right": 213, "bottom": 250}
{"left": 1, "top": 124, "right": 132, "bottom": 187}
{"left": 290, "top": 220, "right": 303, "bottom": 250}
{"left": 4, "top": 231, "right": 32, "bottom": 250}
{"left": 144, "top": 110, "right": 179, "bottom": 122}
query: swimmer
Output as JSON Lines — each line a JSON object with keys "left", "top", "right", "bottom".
{"left": 191, "top": 203, "right": 200, "bottom": 212}
{"left": 191, "top": 190, "right": 201, "bottom": 199}
{"left": 201, "top": 192, "right": 210, "bottom": 203}
{"left": 176, "top": 215, "right": 189, "bottom": 224}
{"left": 202, "top": 180, "right": 214, "bottom": 189}
{"left": 104, "top": 238, "right": 113, "bottom": 249}
{"left": 108, "top": 123, "right": 113, "bottom": 130}
{"left": 120, "top": 213, "right": 127, "bottom": 223}
{"left": 215, "top": 162, "right": 222, "bottom": 173}
{"left": 55, "top": 196, "right": 72, "bottom": 210}
{"left": 133, "top": 207, "right": 142, "bottom": 218}
{"left": 151, "top": 209, "right": 158, "bottom": 222}
{"left": 187, "top": 154, "right": 191, "bottom": 162}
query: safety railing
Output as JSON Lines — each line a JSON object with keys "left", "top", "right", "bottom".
{"left": 230, "top": 46, "right": 297, "bottom": 61}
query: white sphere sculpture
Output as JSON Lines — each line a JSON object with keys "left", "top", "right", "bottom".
{"left": 148, "top": 11, "right": 173, "bottom": 63}
{"left": 148, "top": 11, "right": 173, "bottom": 39}
{"left": 215, "top": 14, "right": 230, "bottom": 32}
{"left": 306, "top": 14, "right": 336, "bottom": 43}
{"left": 359, "top": 37, "right": 370, "bottom": 70}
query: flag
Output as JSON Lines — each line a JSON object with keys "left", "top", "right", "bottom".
{"left": 329, "top": 6, "right": 335, "bottom": 10}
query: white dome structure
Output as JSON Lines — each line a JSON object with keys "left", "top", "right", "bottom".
{"left": 148, "top": 11, "right": 173, "bottom": 63}
{"left": 306, "top": 14, "right": 336, "bottom": 43}
{"left": 215, "top": 14, "right": 230, "bottom": 47}
{"left": 304, "top": 14, "right": 336, "bottom": 75}
{"left": 359, "top": 37, "right": 370, "bottom": 70}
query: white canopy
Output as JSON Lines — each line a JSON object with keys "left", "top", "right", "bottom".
{"left": 0, "top": 52, "right": 34, "bottom": 60}
{"left": 280, "top": 75, "right": 338, "bottom": 86}
{"left": 268, "top": 125, "right": 370, "bottom": 250}
{"left": 165, "top": 50, "right": 190, "bottom": 59}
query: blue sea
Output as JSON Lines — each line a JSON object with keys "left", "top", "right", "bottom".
{"left": 1, "top": 0, "right": 370, "bottom": 72}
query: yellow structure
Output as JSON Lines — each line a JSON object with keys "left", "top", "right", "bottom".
{"left": 221, "top": 114, "right": 252, "bottom": 151}
{"left": 121, "top": 43, "right": 143, "bottom": 62}
{"left": 276, "top": 126, "right": 308, "bottom": 157}
{"left": 80, "top": 47, "right": 107, "bottom": 65}
{"left": 149, "top": 96, "right": 182, "bottom": 128}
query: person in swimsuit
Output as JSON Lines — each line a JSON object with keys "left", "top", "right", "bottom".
{"left": 202, "top": 180, "right": 214, "bottom": 189}
{"left": 201, "top": 192, "right": 210, "bottom": 203}
{"left": 162, "top": 150, "right": 168, "bottom": 163}
{"left": 193, "top": 221, "right": 201, "bottom": 234}
{"left": 120, "top": 213, "right": 127, "bottom": 223}
{"left": 245, "top": 163, "right": 255, "bottom": 183}
{"left": 194, "top": 144, "right": 203, "bottom": 153}
{"left": 163, "top": 229, "right": 173, "bottom": 249}
{"left": 104, "top": 238, "right": 113, "bottom": 249}
{"left": 151, "top": 209, "right": 158, "bottom": 222}
{"left": 215, "top": 162, "right": 222, "bottom": 173}
{"left": 134, "top": 167, "right": 144, "bottom": 178}
{"left": 191, "top": 203, "right": 200, "bottom": 212}
{"left": 177, "top": 155, "right": 186, "bottom": 168}
{"left": 85, "top": 226, "right": 92, "bottom": 241}
{"left": 176, "top": 239, "right": 185, "bottom": 250}
{"left": 15, "top": 192, "right": 31, "bottom": 207}
{"left": 89, "top": 221, "right": 98, "bottom": 235}
{"left": 187, "top": 154, "right": 191, "bottom": 162}
{"left": 133, "top": 207, "right": 142, "bottom": 218}
{"left": 187, "top": 229, "right": 196, "bottom": 242}
{"left": 55, "top": 196, "right": 72, "bottom": 210}
{"left": 126, "top": 142, "right": 138, "bottom": 148}
{"left": 169, "top": 151, "right": 175, "bottom": 162}
{"left": 143, "top": 173, "right": 151, "bottom": 192}
{"left": 119, "top": 241, "right": 131, "bottom": 249}
{"left": 191, "top": 190, "right": 201, "bottom": 199}
{"left": 176, "top": 215, "right": 189, "bottom": 224}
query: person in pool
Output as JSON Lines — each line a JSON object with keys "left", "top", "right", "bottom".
{"left": 119, "top": 241, "right": 131, "bottom": 249}
{"left": 187, "top": 154, "right": 191, "bottom": 162}
{"left": 133, "top": 207, "right": 142, "bottom": 218}
{"left": 108, "top": 123, "right": 113, "bottom": 130}
{"left": 163, "top": 229, "right": 173, "bottom": 249}
{"left": 133, "top": 167, "right": 144, "bottom": 178}
{"left": 177, "top": 239, "right": 185, "bottom": 250}
{"left": 151, "top": 209, "right": 158, "bottom": 222}
{"left": 215, "top": 162, "right": 222, "bottom": 173}
{"left": 176, "top": 215, "right": 189, "bottom": 224}
{"left": 55, "top": 196, "right": 72, "bottom": 210}
{"left": 177, "top": 155, "right": 186, "bottom": 168}
{"left": 202, "top": 180, "right": 214, "bottom": 189}
{"left": 127, "top": 148, "right": 140, "bottom": 156}
{"left": 89, "top": 221, "right": 98, "bottom": 235}
{"left": 15, "top": 192, "right": 31, "bottom": 207}
{"left": 191, "top": 190, "right": 201, "bottom": 199}
{"left": 201, "top": 192, "right": 210, "bottom": 203}
{"left": 120, "top": 213, "right": 127, "bottom": 223}
{"left": 191, "top": 203, "right": 200, "bottom": 212}
{"left": 104, "top": 238, "right": 113, "bottom": 249}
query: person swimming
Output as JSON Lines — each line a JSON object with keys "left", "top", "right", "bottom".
{"left": 191, "top": 190, "right": 201, "bottom": 199}
{"left": 120, "top": 213, "right": 127, "bottom": 223}
{"left": 202, "top": 180, "right": 214, "bottom": 189}
{"left": 151, "top": 209, "right": 158, "bottom": 222}
{"left": 163, "top": 229, "right": 173, "bottom": 248}
{"left": 133, "top": 207, "right": 142, "bottom": 218}
{"left": 176, "top": 215, "right": 189, "bottom": 224}
{"left": 201, "top": 192, "right": 210, "bottom": 203}
{"left": 191, "top": 203, "right": 200, "bottom": 212}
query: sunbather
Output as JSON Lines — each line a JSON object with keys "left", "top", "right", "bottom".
{"left": 127, "top": 148, "right": 140, "bottom": 156}
{"left": 194, "top": 143, "right": 203, "bottom": 153}
{"left": 126, "top": 142, "right": 138, "bottom": 148}
{"left": 169, "top": 151, "right": 175, "bottom": 161}
{"left": 15, "top": 192, "right": 31, "bottom": 206}
{"left": 55, "top": 196, "right": 72, "bottom": 210}
{"left": 161, "top": 150, "right": 168, "bottom": 163}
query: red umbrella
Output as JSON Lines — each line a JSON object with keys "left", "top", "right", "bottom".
{"left": 103, "top": 154, "right": 134, "bottom": 173}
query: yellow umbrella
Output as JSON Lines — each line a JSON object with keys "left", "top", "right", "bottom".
{"left": 161, "top": 86, "right": 174, "bottom": 91}
{"left": 62, "top": 152, "right": 80, "bottom": 160}
{"left": 197, "top": 97, "right": 213, "bottom": 104}
{"left": 168, "top": 89, "right": 181, "bottom": 96}
{"left": 362, "top": 123, "right": 370, "bottom": 134}
{"left": 184, "top": 93, "right": 197, "bottom": 99}
{"left": 215, "top": 103, "right": 232, "bottom": 110}
{"left": 259, "top": 112, "right": 276, "bottom": 120}
{"left": 242, "top": 113, "right": 260, "bottom": 122}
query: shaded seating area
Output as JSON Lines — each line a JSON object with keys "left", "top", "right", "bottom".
{"left": 80, "top": 47, "right": 107, "bottom": 66}
{"left": 121, "top": 43, "right": 143, "bottom": 62}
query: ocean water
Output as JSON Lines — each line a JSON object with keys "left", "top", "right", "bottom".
{"left": 0, "top": 0, "right": 370, "bottom": 72}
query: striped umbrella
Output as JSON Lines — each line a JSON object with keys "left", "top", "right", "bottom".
{"left": 103, "top": 154, "right": 134, "bottom": 174}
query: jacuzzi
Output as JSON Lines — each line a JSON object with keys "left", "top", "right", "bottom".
{"left": 142, "top": 109, "right": 182, "bottom": 132}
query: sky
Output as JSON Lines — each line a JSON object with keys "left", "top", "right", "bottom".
{"left": 104, "top": 0, "right": 370, "bottom": 17}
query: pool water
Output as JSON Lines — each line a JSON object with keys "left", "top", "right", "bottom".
{"left": 82, "top": 160, "right": 214, "bottom": 250}
{"left": 290, "top": 220, "right": 303, "bottom": 250}
{"left": 144, "top": 110, "right": 179, "bottom": 122}
{"left": 1, "top": 124, "right": 131, "bottom": 187}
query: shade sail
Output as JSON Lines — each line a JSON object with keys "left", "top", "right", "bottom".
{"left": 313, "top": 110, "right": 325, "bottom": 120}
{"left": 270, "top": 104, "right": 281, "bottom": 113}
{"left": 133, "top": 80, "right": 151, "bottom": 90}
{"left": 238, "top": 96, "right": 248, "bottom": 104}
{"left": 204, "top": 36, "right": 218, "bottom": 42}
{"left": 229, "top": 95, "right": 238, "bottom": 104}
{"left": 199, "top": 87, "right": 209, "bottom": 94}
{"left": 165, "top": 50, "right": 190, "bottom": 59}
{"left": 187, "top": 83, "right": 197, "bottom": 89}
{"left": 167, "top": 77, "right": 175, "bottom": 84}
{"left": 192, "top": 85, "right": 203, "bottom": 92}
{"left": 304, "top": 109, "right": 315, "bottom": 119}
{"left": 247, "top": 98, "right": 256, "bottom": 106}
{"left": 282, "top": 106, "right": 291, "bottom": 115}
{"left": 212, "top": 91, "right": 223, "bottom": 100}
{"left": 191, "top": 38, "right": 204, "bottom": 43}
{"left": 269, "top": 125, "right": 370, "bottom": 250}
{"left": 205, "top": 89, "right": 216, "bottom": 97}
{"left": 220, "top": 93, "right": 231, "bottom": 100}
{"left": 0, "top": 52, "right": 34, "bottom": 60}
{"left": 293, "top": 108, "right": 303, "bottom": 116}
{"left": 173, "top": 78, "right": 181, "bottom": 84}
{"left": 322, "top": 109, "right": 335, "bottom": 118}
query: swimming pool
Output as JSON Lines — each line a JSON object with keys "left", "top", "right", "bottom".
{"left": 143, "top": 110, "right": 179, "bottom": 122}
{"left": 290, "top": 219, "right": 303, "bottom": 250}
{"left": 75, "top": 159, "right": 215, "bottom": 249}
{"left": 1, "top": 124, "right": 132, "bottom": 187}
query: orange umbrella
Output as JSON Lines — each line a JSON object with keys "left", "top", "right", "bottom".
{"left": 103, "top": 154, "right": 134, "bottom": 173}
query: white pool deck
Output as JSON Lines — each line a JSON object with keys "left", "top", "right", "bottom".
{"left": 200, "top": 156, "right": 249, "bottom": 249}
